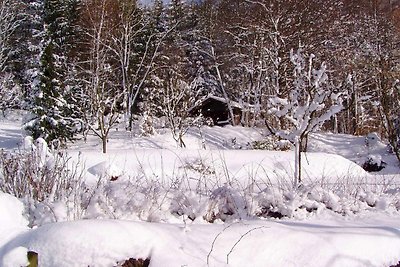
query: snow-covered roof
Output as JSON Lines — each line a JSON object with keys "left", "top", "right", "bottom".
{"left": 203, "top": 95, "right": 243, "bottom": 109}
{"left": 189, "top": 94, "right": 243, "bottom": 113}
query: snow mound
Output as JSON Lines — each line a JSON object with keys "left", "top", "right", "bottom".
{"left": 2, "top": 247, "right": 29, "bottom": 267}
{"left": 87, "top": 161, "right": 124, "bottom": 180}
{"left": 80, "top": 150, "right": 370, "bottom": 189}
{"left": 1, "top": 219, "right": 400, "bottom": 267}
{"left": 0, "top": 220, "right": 159, "bottom": 267}
{"left": 0, "top": 193, "right": 29, "bottom": 248}
{"left": 0, "top": 193, "right": 28, "bottom": 229}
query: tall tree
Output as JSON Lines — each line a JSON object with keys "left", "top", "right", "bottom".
{"left": 0, "top": 0, "right": 22, "bottom": 114}
{"left": 25, "top": 0, "right": 82, "bottom": 147}
{"left": 78, "top": 0, "right": 122, "bottom": 153}
{"left": 9, "top": 0, "right": 44, "bottom": 101}
{"left": 0, "top": 0, "right": 19, "bottom": 71}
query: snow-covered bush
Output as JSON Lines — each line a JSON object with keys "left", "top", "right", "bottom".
{"left": 204, "top": 185, "right": 247, "bottom": 222}
{"left": 365, "top": 132, "right": 380, "bottom": 148}
{"left": 0, "top": 138, "right": 85, "bottom": 225}
{"left": 251, "top": 136, "right": 292, "bottom": 151}
{"left": 1, "top": 141, "right": 398, "bottom": 226}
{"left": 13, "top": 175, "right": 400, "bottom": 226}
{"left": 170, "top": 191, "right": 208, "bottom": 221}
{"left": 182, "top": 158, "right": 216, "bottom": 176}
{"left": 255, "top": 188, "right": 294, "bottom": 218}
{"left": 138, "top": 111, "right": 156, "bottom": 137}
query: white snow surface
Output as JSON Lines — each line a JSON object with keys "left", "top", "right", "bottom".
{"left": 0, "top": 112, "right": 400, "bottom": 266}
{"left": 1, "top": 216, "right": 400, "bottom": 267}
{"left": 2, "top": 246, "right": 29, "bottom": 267}
{"left": 0, "top": 194, "right": 29, "bottom": 247}
{"left": 78, "top": 149, "right": 370, "bottom": 190}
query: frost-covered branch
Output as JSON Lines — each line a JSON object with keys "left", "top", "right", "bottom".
{"left": 78, "top": 0, "right": 124, "bottom": 153}
{"left": 268, "top": 50, "right": 343, "bottom": 184}
{"left": 149, "top": 69, "right": 203, "bottom": 148}
{"left": 268, "top": 49, "right": 343, "bottom": 147}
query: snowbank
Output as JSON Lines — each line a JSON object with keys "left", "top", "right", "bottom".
{"left": 0, "top": 193, "right": 28, "bottom": 248}
{"left": 76, "top": 149, "right": 370, "bottom": 189}
{"left": 1, "top": 217, "right": 400, "bottom": 267}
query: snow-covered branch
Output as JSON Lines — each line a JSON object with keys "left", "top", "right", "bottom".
{"left": 0, "top": 0, "right": 20, "bottom": 71}
{"left": 268, "top": 49, "right": 343, "bottom": 146}
{"left": 268, "top": 49, "right": 343, "bottom": 184}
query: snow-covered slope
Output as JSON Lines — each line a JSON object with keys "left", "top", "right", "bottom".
{"left": 310, "top": 132, "right": 400, "bottom": 175}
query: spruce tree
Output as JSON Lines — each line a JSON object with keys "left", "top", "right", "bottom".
{"left": 25, "top": 0, "right": 81, "bottom": 147}
{"left": 9, "top": 0, "right": 44, "bottom": 101}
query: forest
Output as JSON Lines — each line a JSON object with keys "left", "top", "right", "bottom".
{"left": 0, "top": 0, "right": 399, "bottom": 155}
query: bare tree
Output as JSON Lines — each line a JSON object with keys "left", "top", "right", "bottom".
{"left": 151, "top": 69, "right": 202, "bottom": 148}
{"left": 105, "top": 0, "right": 181, "bottom": 131}
{"left": 370, "top": 1, "right": 400, "bottom": 162}
{"left": 79, "top": 0, "right": 122, "bottom": 153}
{"left": 107, "top": 0, "right": 152, "bottom": 131}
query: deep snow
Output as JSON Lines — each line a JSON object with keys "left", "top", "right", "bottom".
{"left": 1, "top": 113, "right": 400, "bottom": 267}
{"left": 1, "top": 212, "right": 400, "bottom": 267}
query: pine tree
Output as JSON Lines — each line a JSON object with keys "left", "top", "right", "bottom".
{"left": 0, "top": 0, "right": 22, "bottom": 114}
{"left": 8, "top": 0, "right": 44, "bottom": 101}
{"left": 25, "top": 0, "right": 82, "bottom": 147}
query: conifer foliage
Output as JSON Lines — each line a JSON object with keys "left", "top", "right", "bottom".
{"left": 25, "top": 0, "right": 81, "bottom": 147}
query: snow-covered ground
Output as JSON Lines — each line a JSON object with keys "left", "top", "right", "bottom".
{"left": 1, "top": 212, "right": 400, "bottom": 267}
{"left": 1, "top": 113, "right": 400, "bottom": 267}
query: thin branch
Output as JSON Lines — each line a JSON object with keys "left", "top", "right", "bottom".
{"left": 226, "top": 226, "right": 269, "bottom": 264}
{"left": 206, "top": 223, "right": 237, "bottom": 266}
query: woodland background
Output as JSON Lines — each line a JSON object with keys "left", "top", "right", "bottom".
{"left": 0, "top": 0, "right": 399, "bottom": 155}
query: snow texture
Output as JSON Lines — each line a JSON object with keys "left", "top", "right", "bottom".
{"left": 0, "top": 111, "right": 400, "bottom": 267}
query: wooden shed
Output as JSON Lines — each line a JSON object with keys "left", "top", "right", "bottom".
{"left": 189, "top": 95, "right": 242, "bottom": 126}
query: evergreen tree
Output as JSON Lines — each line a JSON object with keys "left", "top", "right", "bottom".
{"left": 25, "top": 0, "right": 82, "bottom": 147}
{"left": 8, "top": 0, "right": 44, "bottom": 101}
{"left": 0, "top": 0, "right": 22, "bottom": 114}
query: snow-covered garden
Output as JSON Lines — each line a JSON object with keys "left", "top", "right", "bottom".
{"left": 1, "top": 113, "right": 400, "bottom": 267}
{"left": 0, "top": 0, "right": 400, "bottom": 266}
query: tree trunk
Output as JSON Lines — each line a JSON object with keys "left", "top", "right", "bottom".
{"left": 301, "top": 133, "right": 309, "bottom": 152}
{"left": 294, "top": 136, "right": 301, "bottom": 188}
{"left": 333, "top": 114, "right": 338, "bottom": 134}
{"left": 128, "top": 103, "right": 134, "bottom": 131}
{"left": 102, "top": 136, "right": 107, "bottom": 154}
{"left": 179, "top": 135, "right": 186, "bottom": 148}
{"left": 352, "top": 85, "right": 358, "bottom": 135}
{"left": 211, "top": 46, "right": 235, "bottom": 125}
